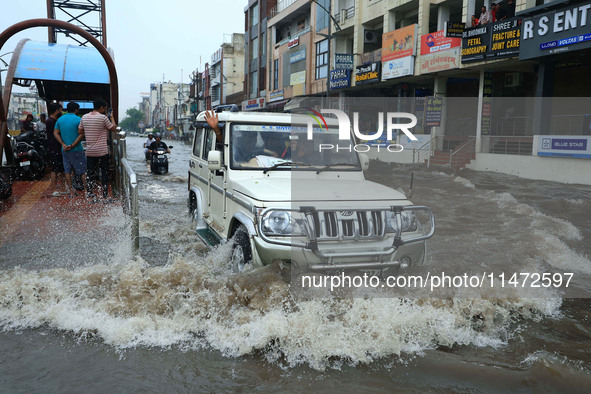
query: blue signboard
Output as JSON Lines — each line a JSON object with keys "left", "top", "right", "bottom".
{"left": 538, "top": 136, "right": 591, "bottom": 159}
{"left": 290, "top": 49, "right": 306, "bottom": 64}
{"left": 329, "top": 69, "right": 351, "bottom": 89}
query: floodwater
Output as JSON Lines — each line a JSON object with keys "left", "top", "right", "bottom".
{"left": 1, "top": 136, "right": 591, "bottom": 392}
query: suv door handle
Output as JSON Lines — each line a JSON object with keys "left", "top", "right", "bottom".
{"left": 199, "top": 163, "right": 203, "bottom": 168}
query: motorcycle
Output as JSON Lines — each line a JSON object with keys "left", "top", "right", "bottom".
{"left": 0, "top": 170, "right": 12, "bottom": 199}
{"left": 10, "top": 131, "right": 46, "bottom": 180}
{"left": 150, "top": 146, "right": 172, "bottom": 175}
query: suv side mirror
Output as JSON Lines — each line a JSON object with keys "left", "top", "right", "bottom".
{"left": 359, "top": 153, "right": 370, "bottom": 171}
{"left": 207, "top": 150, "right": 222, "bottom": 171}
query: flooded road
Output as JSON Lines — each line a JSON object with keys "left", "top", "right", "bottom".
{"left": 1, "top": 136, "right": 591, "bottom": 391}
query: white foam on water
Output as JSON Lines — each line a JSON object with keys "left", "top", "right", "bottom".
{"left": 453, "top": 176, "right": 476, "bottom": 189}
{"left": 0, "top": 251, "right": 563, "bottom": 371}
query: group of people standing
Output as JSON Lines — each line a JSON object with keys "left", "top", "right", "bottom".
{"left": 44, "top": 98, "right": 118, "bottom": 202}
{"left": 472, "top": 0, "right": 515, "bottom": 27}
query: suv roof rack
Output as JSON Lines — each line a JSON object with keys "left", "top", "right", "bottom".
{"left": 213, "top": 104, "right": 239, "bottom": 113}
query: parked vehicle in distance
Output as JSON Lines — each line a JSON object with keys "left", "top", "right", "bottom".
{"left": 188, "top": 109, "right": 435, "bottom": 274}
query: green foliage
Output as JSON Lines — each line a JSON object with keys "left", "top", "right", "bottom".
{"left": 119, "top": 108, "right": 145, "bottom": 131}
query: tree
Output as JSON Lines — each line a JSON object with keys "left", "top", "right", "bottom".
{"left": 119, "top": 108, "right": 145, "bottom": 131}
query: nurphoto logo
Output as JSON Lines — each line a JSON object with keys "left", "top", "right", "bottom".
{"left": 301, "top": 108, "right": 418, "bottom": 153}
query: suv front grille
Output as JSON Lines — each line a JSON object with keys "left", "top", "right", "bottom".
{"left": 310, "top": 210, "right": 386, "bottom": 240}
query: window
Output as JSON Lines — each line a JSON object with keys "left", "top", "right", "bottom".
{"left": 315, "top": 0, "right": 329, "bottom": 32}
{"left": 203, "top": 129, "right": 216, "bottom": 158}
{"left": 250, "top": 3, "right": 259, "bottom": 27}
{"left": 273, "top": 59, "right": 279, "bottom": 90}
{"left": 251, "top": 37, "right": 259, "bottom": 60}
{"left": 192, "top": 128, "right": 204, "bottom": 157}
{"left": 250, "top": 71, "right": 258, "bottom": 98}
{"left": 315, "top": 39, "right": 328, "bottom": 80}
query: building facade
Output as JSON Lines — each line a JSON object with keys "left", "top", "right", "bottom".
{"left": 251, "top": 0, "right": 590, "bottom": 184}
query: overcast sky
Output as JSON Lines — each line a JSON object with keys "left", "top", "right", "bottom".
{"left": 0, "top": 0, "right": 245, "bottom": 115}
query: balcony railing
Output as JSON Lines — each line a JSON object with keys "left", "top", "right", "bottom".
{"left": 333, "top": 5, "right": 355, "bottom": 24}
{"left": 269, "top": 0, "right": 299, "bottom": 18}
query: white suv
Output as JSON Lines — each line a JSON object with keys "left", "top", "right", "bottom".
{"left": 188, "top": 108, "right": 434, "bottom": 274}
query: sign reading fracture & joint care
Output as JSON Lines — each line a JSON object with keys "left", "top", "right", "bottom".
{"left": 520, "top": 1, "right": 591, "bottom": 59}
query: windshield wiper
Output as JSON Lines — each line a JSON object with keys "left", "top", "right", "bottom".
{"left": 263, "top": 161, "right": 307, "bottom": 174}
{"left": 315, "top": 163, "right": 359, "bottom": 174}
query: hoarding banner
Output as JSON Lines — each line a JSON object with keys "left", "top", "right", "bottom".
{"left": 420, "top": 30, "right": 461, "bottom": 55}
{"left": 355, "top": 62, "right": 381, "bottom": 85}
{"left": 420, "top": 47, "right": 460, "bottom": 74}
{"left": 382, "top": 56, "right": 414, "bottom": 80}
{"left": 329, "top": 69, "right": 351, "bottom": 89}
{"left": 382, "top": 24, "right": 417, "bottom": 61}
{"left": 520, "top": 1, "right": 591, "bottom": 60}
{"left": 242, "top": 98, "right": 266, "bottom": 111}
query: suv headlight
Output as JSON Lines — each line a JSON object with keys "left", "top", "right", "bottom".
{"left": 260, "top": 210, "right": 306, "bottom": 236}
{"left": 386, "top": 210, "right": 418, "bottom": 233}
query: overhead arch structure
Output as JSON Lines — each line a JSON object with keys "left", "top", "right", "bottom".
{"left": 0, "top": 18, "right": 119, "bottom": 164}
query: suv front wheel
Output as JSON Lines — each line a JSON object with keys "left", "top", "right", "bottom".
{"left": 231, "top": 225, "right": 252, "bottom": 273}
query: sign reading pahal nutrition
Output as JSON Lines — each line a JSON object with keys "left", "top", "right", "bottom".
{"left": 329, "top": 69, "right": 351, "bottom": 89}
{"left": 355, "top": 62, "right": 381, "bottom": 85}
{"left": 461, "top": 25, "right": 489, "bottom": 62}
{"left": 334, "top": 53, "right": 354, "bottom": 70}
{"left": 520, "top": 2, "right": 591, "bottom": 60}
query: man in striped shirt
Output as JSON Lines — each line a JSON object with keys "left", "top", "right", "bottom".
{"left": 78, "top": 98, "right": 118, "bottom": 201}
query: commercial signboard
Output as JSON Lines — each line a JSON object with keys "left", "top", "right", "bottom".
{"left": 269, "top": 90, "right": 284, "bottom": 102}
{"left": 538, "top": 136, "right": 591, "bottom": 158}
{"left": 382, "top": 56, "right": 414, "bottom": 80}
{"left": 425, "top": 97, "right": 443, "bottom": 127}
{"left": 334, "top": 53, "right": 354, "bottom": 70}
{"left": 242, "top": 98, "right": 266, "bottom": 111}
{"left": 290, "top": 70, "right": 306, "bottom": 85}
{"left": 488, "top": 18, "right": 521, "bottom": 58}
{"left": 290, "top": 48, "right": 306, "bottom": 64}
{"left": 461, "top": 17, "right": 522, "bottom": 63}
{"left": 329, "top": 69, "right": 351, "bottom": 89}
{"left": 420, "top": 30, "right": 461, "bottom": 55}
{"left": 445, "top": 22, "right": 465, "bottom": 38}
{"left": 288, "top": 37, "right": 299, "bottom": 48}
{"left": 382, "top": 24, "right": 417, "bottom": 61}
{"left": 420, "top": 47, "right": 460, "bottom": 74}
{"left": 520, "top": 1, "right": 591, "bottom": 60}
{"left": 461, "top": 25, "right": 489, "bottom": 62}
{"left": 355, "top": 62, "right": 381, "bottom": 85}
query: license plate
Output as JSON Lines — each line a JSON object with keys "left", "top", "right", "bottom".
{"left": 362, "top": 269, "right": 382, "bottom": 277}
{"left": 157, "top": 155, "right": 165, "bottom": 158}
{"left": 19, "top": 161, "right": 30, "bottom": 167}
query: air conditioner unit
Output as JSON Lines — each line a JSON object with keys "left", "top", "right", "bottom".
{"left": 505, "top": 72, "right": 520, "bottom": 87}
{"left": 364, "top": 30, "right": 378, "bottom": 44}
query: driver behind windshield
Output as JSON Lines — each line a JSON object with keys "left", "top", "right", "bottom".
{"left": 233, "top": 130, "right": 264, "bottom": 165}
{"left": 261, "top": 132, "right": 290, "bottom": 159}
{"left": 148, "top": 133, "right": 170, "bottom": 154}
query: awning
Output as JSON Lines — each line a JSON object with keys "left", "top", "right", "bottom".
{"left": 12, "top": 40, "right": 110, "bottom": 101}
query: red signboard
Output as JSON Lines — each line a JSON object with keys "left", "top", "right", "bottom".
{"left": 420, "top": 30, "right": 461, "bottom": 55}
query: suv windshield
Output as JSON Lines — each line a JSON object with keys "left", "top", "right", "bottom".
{"left": 230, "top": 124, "right": 361, "bottom": 171}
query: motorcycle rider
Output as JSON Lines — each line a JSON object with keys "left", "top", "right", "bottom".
{"left": 148, "top": 133, "right": 171, "bottom": 154}
{"left": 143, "top": 132, "right": 156, "bottom": 161}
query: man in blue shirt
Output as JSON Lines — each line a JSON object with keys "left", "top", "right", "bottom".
{"left": 54, "top": 102, "right": 87, "bottom": 195}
